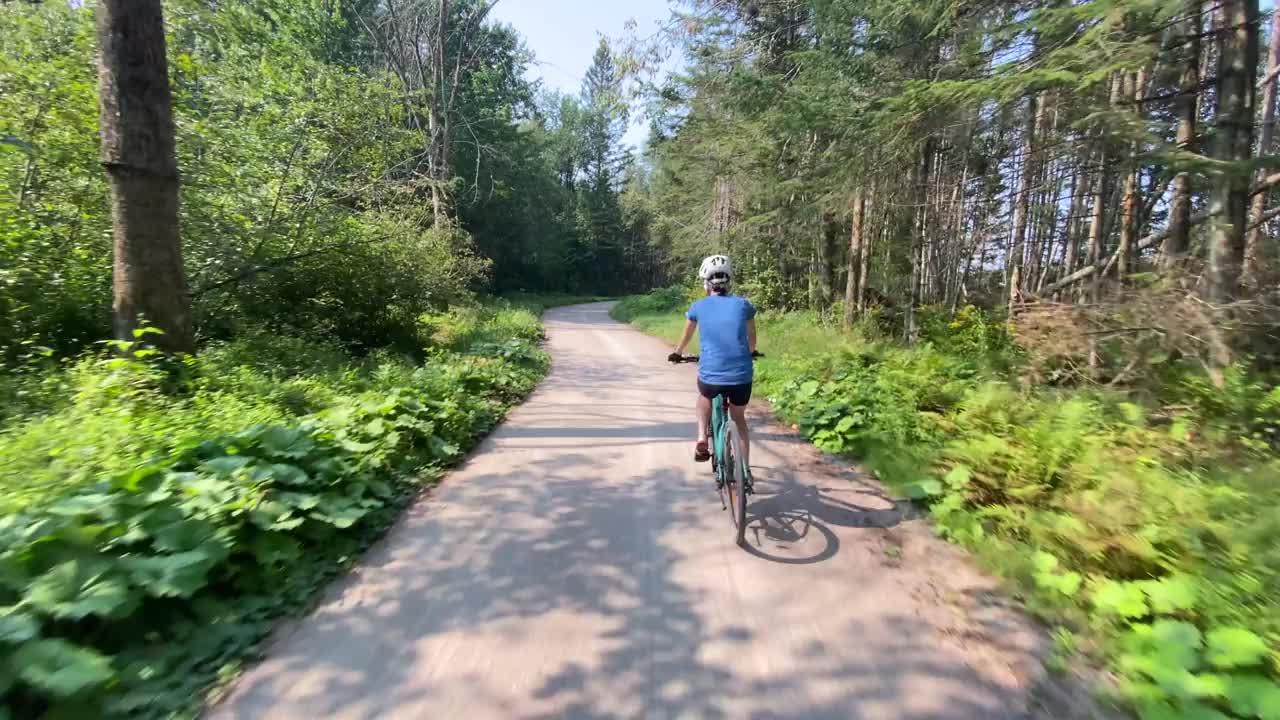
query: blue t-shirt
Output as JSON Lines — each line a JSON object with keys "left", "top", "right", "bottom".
{"left": 687, "top": 294, "right": 756, "bottom": 385}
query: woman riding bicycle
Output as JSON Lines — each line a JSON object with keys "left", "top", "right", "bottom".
{"left": 668, "top": 255, "right": 758, "bottom": 465}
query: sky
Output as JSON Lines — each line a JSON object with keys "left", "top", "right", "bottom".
{"left": 490, "top": 0, "right": 677, "bottom": 150}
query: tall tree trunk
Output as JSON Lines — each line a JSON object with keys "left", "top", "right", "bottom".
{"left": 96, "top": 0, "right": 193, "bottom": 354}
{"left": 1118, "top": 68, "right": 1149, "bottom": 282}
{"left": 1085, "top": 146, "right": 1110, "bottom": 304}
{"left": 1007, "top": 94, "right": 1039, "bottom": 313}
{"left": 817, "top": 213, "right": 836, "bottom": 310}
{"left": 859, "top": 202, "right": 874, "bottom": 316}
{"left": 907, "top": 139, "right": 934, "bottom": 341}
{"left": 844, "top": 187, "right": 866, "bottom": 329}
{"left": 1244, "top": 6, "right": 1280, "bottom": 285}
{"left": 1165, "top": 0, "right": 1203, "bottom": 266}
{"left": 1206, "top": 0, "right": 1260, "bottom": 304}
{"left": 1061, "top": 164, "right": 1086, "bottom": 283}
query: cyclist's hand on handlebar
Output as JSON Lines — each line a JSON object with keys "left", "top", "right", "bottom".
{"left": 667, "top": 352, "right": 684, "bottom": 363}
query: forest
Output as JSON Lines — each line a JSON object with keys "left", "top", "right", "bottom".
{"left": 1, "top": 0, "right": 1279, "bottom": 718}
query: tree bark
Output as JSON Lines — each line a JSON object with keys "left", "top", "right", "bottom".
{"left": 907, "top": 139, "right": 934, "bottom": 342}
{"left": 1085, "top": 149, "right": 1109, "bottom": 303}
{"left": 858, "top": 188, "right": 876, "bottom": 316}
{"left": 1061, "top": 164, "right": 1086, "bottom": 282}
{"left": 817, "top": 213, "right": 836, "bottom": 310}
{"left": 1007, "top": 95, "right": 1038, "bottom": 313}
{"left": 1118, "top": 68, "right": 1148, "bottom": 282}
{"left": 1244, "top": 5, "right": 1280, "bottom": 285}
{"left": 96, "top": 0, "right": 193, "bottom": 354}
{"left": 1206, "top": 0, "right": 1259, "bottom": 304}
{"left": 844, "top": 187, "right": 866, "bottom": 330}
{"left": 1165, "top": 0, "right": 1203, "bottom": 267}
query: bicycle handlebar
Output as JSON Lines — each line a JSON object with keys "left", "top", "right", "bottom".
{"left": 667, "top": 351, "right": 764, "bottom": 364}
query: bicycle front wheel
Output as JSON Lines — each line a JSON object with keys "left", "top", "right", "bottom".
{"left": 723, "top": 420, "right": 748, "bottom": 546}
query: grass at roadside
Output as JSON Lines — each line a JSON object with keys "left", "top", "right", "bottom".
{"left": 502, "top": 291, "right": 611, "bottom": 314}
{"left": 612, "top": 288, "right": 1280, "bottom": 720}
{"left": 0, "top": 301, "right": 554, "bottom": 719}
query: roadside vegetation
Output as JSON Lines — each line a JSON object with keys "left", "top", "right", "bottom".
{"left": 2, "top": 0, "right": 620, "bottom": 716}
{"left": 614, "top": 288, "right": 1280, "bottom": 719}
{"left": 0, "top": 300, "right": 576, "bottom": 719}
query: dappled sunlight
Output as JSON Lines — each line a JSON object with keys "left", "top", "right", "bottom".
{"left": 212, "top": 304, "right": 1057, "bottom": 720}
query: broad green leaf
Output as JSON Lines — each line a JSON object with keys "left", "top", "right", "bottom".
{"left": 25, "top": 560, "right": 137, "bottom": 621}
{"left": 201, "top": 455, "right": 252, "bottom": 476}
{"left": 1092, "top": 579, "right": 1148, "bottom": 618}
{"left": 150, "top": 517, "right": 220, "bottom": 553}
{"left": 271, "top": 516, "right": 306, "bottom": 531}
{"left": 0, "top": 608, "right": 39, "bottom": 643}
{"left": 800, "top": 380, "right": 819, "bottom": 397}
{"left": 124, "top": 551, "right": 216, "bottom": 598}
{"left": 1152, "top": 620, "right": 1203, "bottom": 667}
{"left": 265, "top": 463, "right": 310, "bottom": 486}
{"left": 256, "top": 426, "right": 313, "bottom": 458}
{"left": 1122, "top": 621, "right": 1201, "bottom": 678}
{"left": 1224, "top": 675, "right": 1280, "bottom": 719}
{"left": 276, "top": 491, "right": 320, "bottom": 510}
{"left": 834, "top": 416, "right": 856, "bottom": 433}
{"left": 1039, "top": 571, "right": 1081, "bottom": 597}
{"left": 1032, "top": 551, "right": 1058, "bottom": 574}
{"left": 14, "top": 638, "right": 114, "bottom": 697}
{"left": 943, "top": 465, "right": 971, "bottom": 489}
{"left": 1138, "top": 576, "right": 1198, "bottom": 615}
{"left": 905, "top": 479, "right": 943, "bottom": 499}
{"left": 1205, "top": 627, "right": 1269, "bottom": 669}
{"left": 310, "top": 505, "right": 367, "bottom": 529}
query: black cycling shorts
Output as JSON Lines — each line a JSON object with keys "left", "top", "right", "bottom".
{"left": 697, "top": 380, "right": 753, "bottom": 406}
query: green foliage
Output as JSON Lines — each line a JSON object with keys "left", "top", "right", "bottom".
{"left": 0, "top": 306, "right": 547, "bottom": 718}
{"left": 0, "top": 1, "right": 637, "bottom": 365}
{"left": 609, "top": 286, "right": 689, "bottom": 322}
{"left": 615, "top": 295, "right": 1280, "bottom": 718}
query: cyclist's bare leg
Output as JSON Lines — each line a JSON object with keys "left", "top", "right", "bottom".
{"left": 696, "top": 393, "right": 712, "bottom": 445}
{"left": 728, "top": 403, "right": 750, "bottom": 466}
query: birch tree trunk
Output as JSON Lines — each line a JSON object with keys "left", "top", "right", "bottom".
{"left": 844, "top": 187, "right": 866, "bottom": 329}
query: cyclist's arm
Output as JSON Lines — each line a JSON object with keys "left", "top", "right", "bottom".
{"left": 675, "top": 319, "right": 697, "bottom": 356}
{"left": 747, "top": 318, "right": 757, "bottom": 354}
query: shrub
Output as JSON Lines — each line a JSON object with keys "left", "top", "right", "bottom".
{"left": 0, "top": 306, "right": 549, "bottom": 718}
{"left": 610, "top": 286, "right": 688, "bottom": 322}
{"left": 614, "top": 293, "right": 1280, "bottom": 718}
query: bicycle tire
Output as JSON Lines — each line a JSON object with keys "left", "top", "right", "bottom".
{"left": 724, "top": 421, "right": 748, "bottom": 546}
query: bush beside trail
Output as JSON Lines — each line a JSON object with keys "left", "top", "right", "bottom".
{"left": 0, "top": 301, "right": 572, "bottom": 719}
{"left": 612, "top": 288, "right": 1280, "bottom": 720}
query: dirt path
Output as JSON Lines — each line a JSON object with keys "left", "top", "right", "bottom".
{"left": 209, "top": 302, "right": 1077, "bottom": 719}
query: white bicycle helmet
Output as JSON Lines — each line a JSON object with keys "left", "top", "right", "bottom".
{"left": 698, "top": 255, "right": 732, "bottom": 291}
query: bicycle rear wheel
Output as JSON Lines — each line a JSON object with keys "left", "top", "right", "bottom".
{"left": 723, "top": 421, "right": 748, "bottom": 546}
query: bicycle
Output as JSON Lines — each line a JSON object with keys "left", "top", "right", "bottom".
{"left": 668, "top": 353, "right": 761, "bottom": 546}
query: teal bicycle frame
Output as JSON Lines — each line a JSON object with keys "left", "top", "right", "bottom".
{"left": 709, "top": 394, "right": 751, "bottom": 490}
{"left": 670, "top": 354, "right": 755, "bottom": 545}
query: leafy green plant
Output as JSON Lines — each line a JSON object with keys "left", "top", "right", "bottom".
{"left": 0, "top": 306, "right": 550, "bottom": 718}
{"left": 616, "top": 294, "right": 1280, "bottom": 718}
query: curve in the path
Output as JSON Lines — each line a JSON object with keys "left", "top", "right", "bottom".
{"left": 208, "top": 302, "right": 1052, "bottom": 720}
